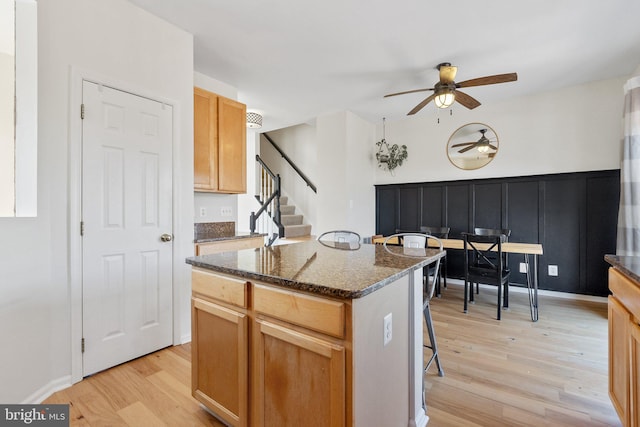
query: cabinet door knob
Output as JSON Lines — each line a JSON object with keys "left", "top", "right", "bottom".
{"left": 160, "top": 233, "right": 173, "bottom": 242}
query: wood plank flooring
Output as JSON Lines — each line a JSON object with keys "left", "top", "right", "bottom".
{"left": 44, "top": 345, "right": 225, "bottom": 426}
{"left": 425, "top": 283, "right": 620, "bottom": 427}
{"left": 44, "top": 283, "right": 620, "bottom": 426}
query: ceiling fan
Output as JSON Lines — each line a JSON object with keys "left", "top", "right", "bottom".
{"left": 384, "top": 63, "right": 517, "bottom": 115}
{"left": 451, "top": 128, "right": 497, "bottom": 154}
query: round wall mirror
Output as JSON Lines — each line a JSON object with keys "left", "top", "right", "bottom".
{"left": 446, "top": 123, "right": 498, "bottom": 170}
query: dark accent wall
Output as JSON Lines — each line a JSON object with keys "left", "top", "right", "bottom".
{"left": 375, "top": 169, "right": 620, "bottom": 296}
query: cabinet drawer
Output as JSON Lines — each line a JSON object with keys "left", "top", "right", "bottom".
{"left": 253, "top": 284, "right": 345, "bottom": 339}
{"left": 192, "top": 268, "right": 248, "bottom": 308}
{"left": 610, "top": 267, "right": 640, "bottom": 321}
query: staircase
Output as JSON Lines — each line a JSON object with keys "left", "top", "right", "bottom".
{"left": 279, "top": 196, "right": 312, "bottom": 238}
{"left": 251, "top": 135, "right": 317, "bottom": 244}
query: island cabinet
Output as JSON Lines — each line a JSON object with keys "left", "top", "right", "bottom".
{"left": 607, "top": 263, "right": 640, "bottom": 427}
{"left": 251, "top": 284, "right": 347, "bottom": 427}
{"left": 191, "top": 269, "right": 249, "bottom": 427}
{"left": 191, "top": 269, "right": 347, "bottom": 427}
{"left": 194, "top": 87, "right": 246, "bottom": 193}
{"left": 187, "top": 240, "right": 445, "bottom": 427}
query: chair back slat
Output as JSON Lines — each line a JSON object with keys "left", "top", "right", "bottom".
{"left": 420, "top": 226, "right": 450, "bottom": 239}
{"left": 474, "top": 227, "right": 511, "bottom": 239}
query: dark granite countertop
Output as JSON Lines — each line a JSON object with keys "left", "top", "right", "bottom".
{"left": 193, "top": 221, "right": 265, "bottom": 243}
{"left": 605, "top": 254, "right": 640, "bottom": 284}
{"left": 186, "top": 240, "right": 445, "bottom": 299}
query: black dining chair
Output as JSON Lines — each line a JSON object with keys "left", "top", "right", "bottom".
{"left": 462, "top": 232, "right": 511, "bottom": 320}
{"left": 420, "top": 226, "right": 450, "bottom": 297}
{"left": 471, "top": 228, "right": 511, "bottom": 295}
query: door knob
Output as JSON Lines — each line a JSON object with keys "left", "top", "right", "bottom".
{"left": 160, "top": 233, "right": 173, "bottom": 242}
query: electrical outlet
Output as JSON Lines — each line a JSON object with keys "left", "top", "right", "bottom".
{"left": 519, "top": 262, "right": 528, "bottom": 274}
{"left": 548, "top": 265, "right": 558, "bottom": 276}
{"left": 220, "top": 207, "right": 232, "bottom": 217}
{"left": 383, "top": 313, "right": 392, "bottom": 346}
{"left": 199, "top": 207, "right": 207, "bottom": 217}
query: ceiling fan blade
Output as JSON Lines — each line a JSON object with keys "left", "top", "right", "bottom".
{"left": 456, "top": 73, "right": 518, "bottom": 88}
{"left": 384, "top": 87, "right": 434, "bottom": 98}
{"left": 459, "top": 144, "right": 478, "bottom": 154}
{"left": 439, "top": 65, "right": 457, "bottom": 84}
{"left": 488, "top": 143, "right": 498, "bottom": 151}
{"left": 451, "top": 142, "right": 476, "bottom": 148}
{"left": 454, "top": 90, "right": 481, "bottom": 109}
{"left": 408, "top": 93, "right": 436, "bottom": 115}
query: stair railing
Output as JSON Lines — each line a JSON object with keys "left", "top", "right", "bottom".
{"left": 263, "top": 133, "right": 317, "bottom": 193}
{"left": 250, "top": 155, "right": 284, "bottom": 245}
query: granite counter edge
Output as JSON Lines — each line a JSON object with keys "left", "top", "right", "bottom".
{"left": 605, "top": 254, "right": 640, "bottom": 284}
{"left": 185, "top": 257, "right": 432, "bottom": 300}
{"left": 194, "top": 233, "right": 267, "bottom": 244}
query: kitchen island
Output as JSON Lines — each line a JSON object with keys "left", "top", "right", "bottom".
{"left": 606, "top": 255, "right": 640, "bottom": 427}
{"left": 186, "top": 240, "right": 444, "bottom": 427}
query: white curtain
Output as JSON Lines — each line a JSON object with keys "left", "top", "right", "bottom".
{"left": 617, "top": 66, "right": 640, "bottom": 255}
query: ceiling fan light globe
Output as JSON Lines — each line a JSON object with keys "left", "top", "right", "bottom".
{"left": 434, "top": 92, "right": 455, "bottom": 108}
{"left": 477, "top": 144, "right": 489, "bottom": 153}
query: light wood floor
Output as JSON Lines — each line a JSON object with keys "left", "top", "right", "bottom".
{"left": 45, "top": 283, "right": 620, "bottom": 426}
{"left": 425, "top": 283, "right": 619, "bottom": 427}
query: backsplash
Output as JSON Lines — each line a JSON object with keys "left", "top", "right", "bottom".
{"left": 194, "top": 221, "right": 235, "bottom": 241}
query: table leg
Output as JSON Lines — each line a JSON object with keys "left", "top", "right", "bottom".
{"left": 524, "top": 254, "right": 539, "bottom": 322}
{"left": 533, "top": 254, "right": 539, "bottom": 321}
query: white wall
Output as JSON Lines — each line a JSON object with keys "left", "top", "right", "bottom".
{"left": 0, "top": 0, "right": 15, "bottom": 216}
{"left": 261, "top": 112, "right": 376, "bottom": 239}
{"left": 315, "top": 111, "right": 376, "bottom": 237}
{"left": 0, "top": 0, "right": 194, "bottom": 403}
{"left": 344, "top": 112, "right": 377, "bottom": 236}
{"left": 256, "top": 77, "right": 625, "bottom": 241}
{"left": 0, "top": 52, "right": 14, "bottom": 215}
{"left": 375, "top": 77, "right": 625, "bottom": 185}
{"left": 237, "top": 129, "right": 259, "bottom": 232}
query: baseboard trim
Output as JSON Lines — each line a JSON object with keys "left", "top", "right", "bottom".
{"left": 24, "top": 375, "right": 72, "bottom": 404}
{"left": 444, "top": 279, "right": 607, "bottom": 303}
{"left": 180, "top": 333, "right": 191, "bottom": 345}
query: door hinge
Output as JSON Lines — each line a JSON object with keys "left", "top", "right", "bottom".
{"left": 80, "top": 221, "right": 84, "bottom": 236}
{"left": 81, "top": 338, "right": 85, "bottom": 353}
{"left": 81, "top": 103, "right": 85, "bottom": 120}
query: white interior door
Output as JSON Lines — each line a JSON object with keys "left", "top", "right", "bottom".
{"left": 81, "top": 80, "right": 173, "bottom": 376}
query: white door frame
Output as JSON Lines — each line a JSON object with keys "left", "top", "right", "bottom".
{"left": 69, "top": 67, "right": 184, "bottom": 383}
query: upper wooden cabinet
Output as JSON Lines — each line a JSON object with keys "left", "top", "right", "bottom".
{"left": 194, "top": 87, "right": 246, "bottom": 193}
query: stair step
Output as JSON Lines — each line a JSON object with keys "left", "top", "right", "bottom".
{"left": 281, "top": 214, "right": 303, "bottom": 226}
{"left": 281, "top": 205, "right": 295, "bottom": 215}
{"left": 279, "top": 196, "right": 288, "bottom": 205}
{"left": 284, "top": 224, "right": 312, "bottom": 238}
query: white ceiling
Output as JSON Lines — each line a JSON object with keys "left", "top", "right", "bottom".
{"left": 128, "top": 0, "right": 640, "bottom": 132}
